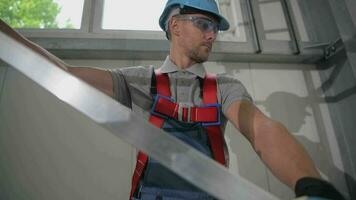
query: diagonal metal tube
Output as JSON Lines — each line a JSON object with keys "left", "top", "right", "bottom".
{"left": 0, "top": 22, "right": 279, "bottom": 200}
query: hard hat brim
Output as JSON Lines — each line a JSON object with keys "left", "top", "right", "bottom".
{"left": 159, "top": 3, "right": 230, "bottom": 32}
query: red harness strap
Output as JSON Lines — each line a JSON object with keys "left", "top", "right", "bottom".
{"left": 203, "top": 74, "right": 226, "bottom": 166}
{"left": 129, "top": 70, "right": 225, "bottom": 199}
{"left": 148, "top": 70, "right": 171, "bottom": 128}
{"left": 129, "top": 70, "right": 170, "bottom": 199}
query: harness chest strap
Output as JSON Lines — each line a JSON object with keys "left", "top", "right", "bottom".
{"left": 129, "top": 70, "right": 226, "bottom": 199}
{"left": 151, "top": 96, "right": 220, "bottom": 123}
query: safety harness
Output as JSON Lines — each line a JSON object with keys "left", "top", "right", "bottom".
{"left": 129, "top": 70, "right": 226, "bottom": 199}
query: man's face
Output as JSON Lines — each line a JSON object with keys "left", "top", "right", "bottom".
{"left": 174, "top": 13, "right": 218, "bottom": 63}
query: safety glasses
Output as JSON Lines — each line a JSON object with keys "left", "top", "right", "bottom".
{"left": 174, "top": 15, "right": 219, "bottom": 34}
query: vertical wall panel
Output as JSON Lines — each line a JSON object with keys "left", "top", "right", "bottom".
{"left": 0, "top": 67, "right": 133, "bottom": 200}
{"left": 318, "top": 51, "right": 356, "bottom": 199}
{"left": 345, "top": 0, "right": 356, "bottom": 27}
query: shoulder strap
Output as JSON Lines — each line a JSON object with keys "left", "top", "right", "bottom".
{"left": 130, "top": 69, "right": 171, "bottom": 199}
{"left": 155, "top": 69, "right": 171, "bottom": 96}
{"left": 149, "top": 70, "right": 170, "bottom": 127}
{"left": 203, "top": 73, "right": 226, "bottom": 166}
{"left": 203, "top": 74, "right": 218, "bottom": 104}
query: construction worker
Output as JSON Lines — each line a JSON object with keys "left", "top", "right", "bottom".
{"left": 0, "top": 0, "right": 345, "bottom": 199}
{"left": 71, "top": 1, "right": 346, "bottom": 199}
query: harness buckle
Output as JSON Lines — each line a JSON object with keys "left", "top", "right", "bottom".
{"left": 150, "top": 94, "right": 175, "bottom": 119}
{"left": 178, "top": 103, "right": 192, "bottom": 123}
{"left": 201, "top": 103, "right": 222, "bottom": 127}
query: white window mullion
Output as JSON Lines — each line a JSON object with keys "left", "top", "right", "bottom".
{"left": 80, "top": 0, "right": 94, "bottom": 33}
{"left": 91, "top": 0, "right": 105, "bottom": 33}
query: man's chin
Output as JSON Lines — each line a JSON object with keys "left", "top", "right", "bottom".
{"left": 190, "top": 49, "right": 210, "bottom": 63}
{"left": 195, "top": 57, "right": 209, "bottom": 63}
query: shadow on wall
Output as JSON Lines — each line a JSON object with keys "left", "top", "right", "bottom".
{"left": 259, "top": 90, "right": 356, "bottom": 200}
{"left": 260, "top": 92, "right": 311, "bottom": 133}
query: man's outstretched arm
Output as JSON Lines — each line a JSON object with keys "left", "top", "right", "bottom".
{"left": 0, "top": 19, "right": 114, "bottom": 97}
{"left": 226, "top": 100, "right": 320, "bottom": 189}
{"left": 225, "top": 100, "right": 344, "bottom": 199}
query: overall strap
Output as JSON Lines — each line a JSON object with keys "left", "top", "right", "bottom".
{"left": 203, "top": 74, "right": 226, "bottom": 166}
{"left": 130, "top": 69, "right": 170, "bottom": 199}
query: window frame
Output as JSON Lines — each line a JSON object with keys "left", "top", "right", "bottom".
{"left": 12, "top": 0, "right": 323, "bottom": 63}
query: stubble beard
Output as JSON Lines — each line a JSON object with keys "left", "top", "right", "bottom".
{"left": 189, "top": 46, "right": 210, "bottom": 63}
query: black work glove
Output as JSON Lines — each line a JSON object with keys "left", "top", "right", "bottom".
{"left": 295, "top": 177, "right": 346, "bottom": 200}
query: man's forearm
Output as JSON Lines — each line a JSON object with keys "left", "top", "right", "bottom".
{"left": 226, "top": 100, "right": 321, "bottom": 189}
{"left": 253, "top": 119, "right": 320, "bottom": 189}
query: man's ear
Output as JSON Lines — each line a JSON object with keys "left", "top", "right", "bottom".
{"left": 170, "top": 18, "right": 180, "bottom": 37}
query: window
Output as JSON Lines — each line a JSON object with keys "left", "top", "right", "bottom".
{"left": 102, "top": 0, "right": 165, "bottom": 31}
{"left": 257, "top": 0, "right": 291, "bottom": 41}
{"left": 218, "top": 0, "right": 248, "bottom": 42}
{"left": 250, "top": 0, "right": 298, "bottom": 54}
{"left": 3, "top": 0, "right": 322, "bottom": 59}
{"left": 53, "top": 0, "right": 84, "bottom": 29}
{"left": 0, "top": 0, "right": 85, "bottom": 29}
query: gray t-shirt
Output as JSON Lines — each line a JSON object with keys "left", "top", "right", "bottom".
{"left": 110, "top": 56, "right": 252, "bottom": 123}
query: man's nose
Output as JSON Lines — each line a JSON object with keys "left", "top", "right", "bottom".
{"left": 205, "top": 31, "right": 217, "bottom": 42}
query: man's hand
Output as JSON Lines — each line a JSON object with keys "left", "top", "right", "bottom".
{"left": 295, "top": 177, "right": 345, "bottom": 200}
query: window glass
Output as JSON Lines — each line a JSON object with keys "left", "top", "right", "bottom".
{"left": 0, "top": 0, "right": 84, "bottom": 29}
{"left": 289, "top": 0, "right": 310, "bottom": 42}
{"left": 102, "top": 0, "right": 165, "bottom": 31}
{"left": 258, "top": 0, "right": 291, "bottom": 41}
{"left": 218, "top": 0, "right": 248, "bottom": 42}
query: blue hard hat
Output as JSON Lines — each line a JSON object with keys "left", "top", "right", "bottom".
{"left": 159, "top": 0, "right": 230, "bottom": 32}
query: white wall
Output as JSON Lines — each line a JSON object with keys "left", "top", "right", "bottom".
{"left": 0, "top": 65, "right": 133, "bottom": 200}
{"left": 0, "top": 59, "right": 350, "bottom": 199}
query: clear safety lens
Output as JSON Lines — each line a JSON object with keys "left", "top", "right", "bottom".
{"left": 175, "top": 15, "right": 219, "bottom": 34}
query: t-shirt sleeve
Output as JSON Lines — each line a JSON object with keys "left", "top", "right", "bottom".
{"left": 217, "top": 74, "right": 253, "bottom": 114}
{"left": 108, "top": 66, "right": 154, "bottom": 111}
{"left": 109, "top": 68, "right": 132, "bottom": 108}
